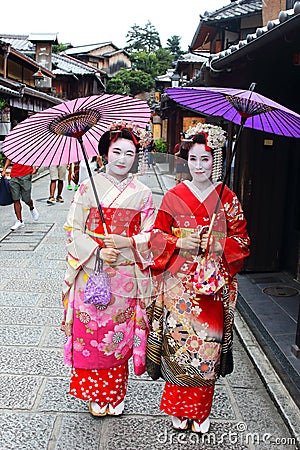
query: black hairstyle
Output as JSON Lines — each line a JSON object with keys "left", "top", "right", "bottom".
{"left": 98, "top": 128, "right": 141, "bottom": 157}
{"left": 191, "top": 132, "right": 207, "bottom": 145}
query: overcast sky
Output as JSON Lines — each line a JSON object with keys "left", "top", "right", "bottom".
{"left": 1, "top": 0, "right": 228, "bottom": 50}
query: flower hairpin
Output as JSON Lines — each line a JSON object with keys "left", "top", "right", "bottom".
{"left": 184, "top": 123, "right": 227, "bottom": 150}
{"left": 108, "top": 121, "right": 151, "bottom": 148}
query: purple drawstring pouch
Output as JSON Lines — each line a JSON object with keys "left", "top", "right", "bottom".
{"left": 83, "top": 247, "right": 111, "bottom": 306}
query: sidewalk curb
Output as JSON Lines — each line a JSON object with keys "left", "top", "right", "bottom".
{"left": 234, "top": 311, "right": 300, "bottom": 446}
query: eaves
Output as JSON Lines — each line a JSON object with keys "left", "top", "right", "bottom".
{"left": 0, "top": 84, "right": 21, "bottom": 97}
{"left": 210, "top": 8, "right": 300, "bottom": 71}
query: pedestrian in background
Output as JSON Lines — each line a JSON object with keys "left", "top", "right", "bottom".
{"left": 148, "top": 130, "right": 250, "bottom": 433}
{"left": 174, "top": 138, "right": 191, "bottom": 184}
{"left": 47, "top": 164, "right": 67, "bottom": 204}
{"left": 67, "top": 162, "right": 80, "bottom": 191}
{"left": 61, "top": 122, "right": 155, "bottom": 417}
{"left": 1, "top": 159, "right": 39, "bottom": 230}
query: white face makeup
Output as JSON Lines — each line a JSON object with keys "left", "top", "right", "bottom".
{"left": 106, "top": 138, "right": 136, "bottom": 180}
{"left": 188, "top": 143, "right": 213, "bottom": 185}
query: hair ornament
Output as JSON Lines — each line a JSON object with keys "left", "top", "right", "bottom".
{"left": 108, "top": 121, "right": 151, "bottom": 148}
{"left": 193, "top": 131, "right": 212, "bottom": 151}
{"left": 185, "top": 123, "right": 227, "bottom": 150}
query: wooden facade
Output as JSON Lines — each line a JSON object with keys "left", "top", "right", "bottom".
{"left": 158, "top": 1, "right": 300, "bottom": 279}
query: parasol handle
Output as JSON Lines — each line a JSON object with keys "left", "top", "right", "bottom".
{"left": 205, "top": 83, "right": 255, "bottom": 252}
{"left": 205, "top": 115, "right": 247, "bottom": 251}
{"left": 77, "top": 136, "right": 108, "bottom": 236}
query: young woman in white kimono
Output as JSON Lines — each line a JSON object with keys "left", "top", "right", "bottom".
{"left": 61, "top": 123, "right": 155, "bottom": 417}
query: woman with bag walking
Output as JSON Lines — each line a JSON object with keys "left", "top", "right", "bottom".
{"left": 148, "top": 124, "right": 250, "bottom": 433}
{"left": 61, "top": 122, "right": 155, "bottom": 417}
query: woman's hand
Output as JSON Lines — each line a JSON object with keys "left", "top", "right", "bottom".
{"left": 99, "top": 247, "right": 120, "bottom": 264}
{"left": 176, "top": 232, "right": 200, "bottom": 251}
{"left": 102, "top": 234, "right": 133, "bottom": 249}
{"left": 200, "top": 233, "right": 222, "bottom": 255}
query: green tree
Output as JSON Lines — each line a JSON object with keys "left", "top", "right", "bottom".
{"left": 130, "top": 49, "right": 173, "bottom": 78}
{"left": 155, "top": 48, "right": 174, "bottom": 75}
{"left": 166, "top": 35, "right": 185, "bottom": 60}
{"left": 105, "top": 78, "right": 127, "bottom": 95}
{"left": 53, "top": 43, "right": 68, "bottom": 54}
{"left": 106, "top": 69, "right": 154, "bottom": 96}
{"left": 129, "top": 51, "right": 159, "bottom": 78}
{"left": 126, "top": 21, "right": 161, "bottom": 53}
{"left": 125, "top": 24, "right": 145, "bottom": 52}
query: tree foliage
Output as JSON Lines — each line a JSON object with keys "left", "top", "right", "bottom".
{"left": 125, "top": 21, "right": 161, "bottom": 53}
{"left": 53, "top": 43, "right": 68, "bottom": 54}
{"left": 129, "top": 50, "right": 172, "bottom": 79}
{"left": 106, "top": 22, "right": 184, "bottom": 96}
{"left": 155, "top": 48, "right": 174, "bottom": 75}
{"left": 166, "top": 35, "right": 185, "bottom": 60}
{"left": 106, "top": 69, "right": 154, "bottom": 96}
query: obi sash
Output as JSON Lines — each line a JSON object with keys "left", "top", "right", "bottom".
{"left": 85, "top": 207, "right": 141, "bottom": 245}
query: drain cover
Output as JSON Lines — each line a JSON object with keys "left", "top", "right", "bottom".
{"left": 0, "top": 223, "right": 54, "bottom": 251}
{"left": 263, "top": 286, "right": 299, "bottom": 297}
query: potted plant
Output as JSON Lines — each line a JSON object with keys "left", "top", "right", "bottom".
{"left": 153, "top": 138, "right": 168, "bottom": 163}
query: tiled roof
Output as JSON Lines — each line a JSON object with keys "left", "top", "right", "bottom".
{"left": 202, "top": 0, "right": 262, "bottom": 23}
{"left": 64, "top": 42, "right": 115, "bottom": 55}
{"left": 0, "top": 77, "right": 62, "bottom": 103}
{"left": 0, "top": 84, "right": 21, "bottom": 97}
{"left": 208, "top": 3, "right": 300, "bottom": 68}
{"left": 155, "top": 69, "right": 174, "bottom": 82}
{"left": 52, "top": 54, "right": 97, "bottom": 75}
{"left": 28, "top": 33, "right": 58, "bottom": 43}
{"left": 104, "top": 49, "right": 129, "bottom": 57}
{"left": 177, "top": 52, "right": 210, "bottom": 64}
{"left": 0, "top": 38, "right": 54, "bottom": 77}
{"left": 0, "top": 35, "right": 33, "bottom": 52}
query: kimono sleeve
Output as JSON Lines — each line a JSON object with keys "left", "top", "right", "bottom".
{"left": 220, "top": 190, "right": 250, "bottom": 277}
{"left": 131, "top": 188, "right": 156, "bottom": 269}
{"left": 150, "top": 191, "right": 185, "bottom": 274}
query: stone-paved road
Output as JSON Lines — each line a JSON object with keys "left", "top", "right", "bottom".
{"left": 0, "top": 169, "right": 298, "bottom": 449}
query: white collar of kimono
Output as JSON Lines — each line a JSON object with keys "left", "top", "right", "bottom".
{"left": 183, "top": 180, "right": 222, "bottom": 202}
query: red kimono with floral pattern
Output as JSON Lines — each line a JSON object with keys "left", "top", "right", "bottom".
{"left": 149, "top": 181, "right": 250, "bottom": 420}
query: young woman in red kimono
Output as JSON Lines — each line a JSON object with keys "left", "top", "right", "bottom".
{"left": 148, "top": 130, "right": 250, "bottom": 433}
{"left": 62, "top": 123, "right": 155, "bottom": 417}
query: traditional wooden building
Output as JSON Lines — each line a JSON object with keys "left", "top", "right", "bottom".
{"left": 160, "top": 0, "right": 300, "bottom": 279}
{"left": 0, "top": 37, "right": 62, "bottom": 138}
{"left": 51, "top": 53, "right": 106, "bottom": 100}
{"left": 63, "top": 42, "right": 131, "bottom": 78}
{"left": 0, "top": 34, "right": 130, "bottom": 130}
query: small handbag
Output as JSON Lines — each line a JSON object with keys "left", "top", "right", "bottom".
{"left": 193, "top": 254, "right": 226, "bottom": 295}
{"left": 0, "top": 177, "right": 14, "bottom": 206}
{"left": 83, "top": 247, "right": 111, "bottom": 306}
